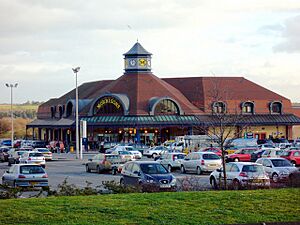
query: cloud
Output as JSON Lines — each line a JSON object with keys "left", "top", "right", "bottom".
{"left": 273, "top": 14, "right": 300, "bottom": 52}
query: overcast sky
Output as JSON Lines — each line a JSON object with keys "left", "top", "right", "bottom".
{"left": 1, "top": 0, "right": 300, "bottom": 104}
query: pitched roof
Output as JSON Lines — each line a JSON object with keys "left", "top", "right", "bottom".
{"left": 124, "top": 42, "right": 152, "bottom": 56}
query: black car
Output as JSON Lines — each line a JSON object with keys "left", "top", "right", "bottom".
{"left": 250, "top": 149, "right": 266, "bottom": 162}
{"left": 120, "top": 161, "right": 177, "bottom": 191}
{"left": 31, "top": 141, "right": 47, "bottom": 148}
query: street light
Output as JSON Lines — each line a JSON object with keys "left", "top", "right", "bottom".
{"left": 5, "top": 83, "right": 18, "bottom": 148}
{"left": 72, "top": 67, "right": 80, "bottom": 159}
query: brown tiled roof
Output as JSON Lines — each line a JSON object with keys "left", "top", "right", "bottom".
{"left": 97, "top": 73, "right": 203, "bottom": 115}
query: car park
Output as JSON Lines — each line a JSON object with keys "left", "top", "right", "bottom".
{"left": 209, "top": 162, "right": 270, "bottom": 190}
{"left": 35, "top": 148, "right": 53, "bottom": 161}
{"left": 281, "top": 150, "right": 300, "bottom": 166}
{"left": 256, "top": 158, "right": 298, "bottom": 182}
{"left": 19, "top": 151, "right": 46, "bottom": 168}
{"left": 2, "top": 164, "right": 49, "bottom": 189}
{"left": 226, "top": 148, "right": 257, "bottom": 162}
{"left": 85, "top": 153, "right": 126, "bottom": 174}
{"left": 143, "top": 146, "right": 168, "bottom": 158}
{"left": 157, "top": 152, "right": 186, "bottom": 172}
{"left": 181, "top": 152, "right": 222, "bottom": 175}
{"left": 7, "top": 150, "right": 27, "bottom": 166}
{"left": 120, "top": 161, "right": 176, "bottom": 191}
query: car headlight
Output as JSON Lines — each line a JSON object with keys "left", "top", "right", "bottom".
{"left": 170, "top": 177, "right": 177, "bottom": 185}
{"left": 146, "top": 179, "right": 154, "bottom": 183}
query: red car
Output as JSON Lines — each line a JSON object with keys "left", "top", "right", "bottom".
{"left": 281, "top": 150, "right": 300, "bottom": 166}
{"left": 226, "top": 148, "right": 257, "bottom": 162}
{"left": 202, "top": 148, "right": 227, "bottom": 157}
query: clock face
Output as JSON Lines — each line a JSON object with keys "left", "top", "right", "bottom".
{"left": 139, "top": 58, "right": 147, "bottom": 67}
{"left": 129, "top": 59, "right": 136, "bottom": 67}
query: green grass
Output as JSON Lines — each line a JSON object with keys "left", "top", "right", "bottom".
{"left": 0, "top": 188, "right": 299, "bottom": 225}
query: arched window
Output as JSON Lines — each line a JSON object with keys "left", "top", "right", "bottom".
{"left": 270, "top": 101, "right": 282, "bottom": 114}
{"left": 58, "top": 105, "right": 64, "bottom": 118}
{"left": 212, "top": 102, "right": 226, "bottom": 114}
{"left": 154, "top": 99, "right": 179, "bottom": 115}
{"left": 66, "top": 102, "right": 73, "bottom": 117}
{"left": 93, "top": 96, "right": 124, "bottom": 115}
{"left": 241, "top": 102, "right": 255, "bottom": 114}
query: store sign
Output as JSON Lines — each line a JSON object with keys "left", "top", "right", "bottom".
{"left": 96, "top": 97, "right": 121, "bottom": 110}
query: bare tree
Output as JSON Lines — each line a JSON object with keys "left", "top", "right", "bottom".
{"left": 195, "top": 78, "right": 249, "bottom": 189}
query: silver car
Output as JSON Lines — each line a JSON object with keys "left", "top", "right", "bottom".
{"left": 181, "top": 152, "right": 222, "bottom": 175}
{"left": 19, "top": 151, "right": 46, "bottom": 168}
{"left": 256, "top": 158, "right": 298, "bottom": 182}
{"left": 157, "top": 152, "right": 186, "bottom": 172}
{"left": 2, "top": 164, "right": 49, "bottom": 189}
{"left": 209, "top": 162, "right": 270, "bottom": 190}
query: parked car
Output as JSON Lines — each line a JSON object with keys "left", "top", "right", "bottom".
{"left": 201, "top": 147, "right": 226, "bottom": 157}
{"left": 128, "top": 143, "right": 149, "bottom": 154}
{"left": 256, "top": 158, "right": 298, "bottom": 182}
{"left": 209, "top": 162, "right": 270, "bottom": 190}
{"left": 0, "top": 139, "right": 12, "bottom": 147}
{"left": 2, "top": 164, "right": 48, "bottom": 189}
{"left": 19, "top": 151, "right": 46, "bottom": 168}
{"left": 8, "top": 150, "right": 27, "bottom": 166}
{"left": 111, "top": 150, "right": 135, "bottom": 161}
{"left": 258, "top": 144, "right": 278, "bottom": 150}
{"left": 157, "top": 152, "right": 186, "bottom": 172}
{"left": 120, "top": 161, "right": 176, "bottom": 191}
{"left": 281, "top": 150, "right": 300, "bottom": 166}
{"left": 113, "top": 146, "right": 142, "bottom": 159}
{"left": 169, "top": 142, "right": 184, "bottom": 151}
{"left": 261, "top": 149, "right": 284, "bottom": 158}
{"left": 31, "top": 140, "right": 47, "bottom": 149}
{"left": 181, "top": 152, "right": 222, "bottom": 175}
{"left": 35, "top": 148, "right": 53, "bottom": 161}
{"left": 226, "top": 148, "right": 258, "bottom": 162}
{"left": 250, "top": 149, "right": 266, "bottom": 162}
{"left": 143, "top": 146, "right": 168, "bottom": 158}
{"left": 85, "top": 153, "right": 126, "bottom": 174}
{"left": 0, "top": 146, "right": 11, "bottom": 162}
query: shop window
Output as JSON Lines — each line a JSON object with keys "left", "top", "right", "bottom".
{"left": 241, "top": 102, "right": 254, "bottom": 114}
{"left": 270, "top": 101, "right": 282, "bottom": 114}
{"left": 93, "top": 96, "right": 124, "bottom": 115}
{"left": 212, "top": 102, "right": 226, "bottom": 114}
{"left": 154, "top": 99, "right": 179, "bottom": 115}
{"left": 66, "top": 102, "right": 73, "bottom": 117}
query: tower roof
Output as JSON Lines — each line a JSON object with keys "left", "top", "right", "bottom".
{"left": 124, "top": 42, "right": 152, "bottom": 56}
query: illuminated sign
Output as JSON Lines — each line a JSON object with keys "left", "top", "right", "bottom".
{"left": 96, "top": 97, "right": 121, "bottom": 110}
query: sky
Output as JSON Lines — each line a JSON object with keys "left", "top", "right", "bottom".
{"left": 0, "top": 0, "right": 300, "bottom": 104}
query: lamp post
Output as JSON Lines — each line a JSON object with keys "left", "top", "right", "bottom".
{"left": 72, "top": 67, "right": 80, "bottom": 159}
{"left": 5, "top": 83, "right": 18, "bottom": 148}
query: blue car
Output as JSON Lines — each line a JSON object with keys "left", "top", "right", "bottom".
{"left": 120, "top": 161, "right": 176, "bottom": 191}
{"left": 1, "top": 139, "right": 11, "bottom": 147}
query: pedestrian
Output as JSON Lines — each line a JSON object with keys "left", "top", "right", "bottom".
{"left": 56, "top": 141, "right": 60, "bottom": 153}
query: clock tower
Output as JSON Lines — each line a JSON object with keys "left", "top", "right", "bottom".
{"left": 124, "top": 42, "right": 152, "bottom": 73}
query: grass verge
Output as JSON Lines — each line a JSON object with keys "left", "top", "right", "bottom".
{"left": 0, "top": 188, "right": 299, "bottom": 225}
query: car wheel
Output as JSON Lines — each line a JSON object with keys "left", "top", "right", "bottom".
{"left": 181, "top": 165, "right": 186, "bottom": 174}
{"left": 13, "top": 181, "right": 17, "bottom": 188}
{"left": 233, "top": 179, "right": 240, "bottom": 190}
{"left": 234, "top": 158, "right": 239, "bottom": 162}
{"left": 152, "top": 153, "right": 157, "bottom": 159}
{"left": 8, "top": 161, "right": 11, "bottom": 166}
{"left": 97, "top": 166, "right": 101, "bottom": 174}
{"left": 210, "top": 177, "right": 218, "bottom": 190}
{"left": 112, "top": 168, "right": 117, "bottom": 175}
{"left": 86, "top": 165, "right": 91, "bottom": 173}
{"left": 272, "top": 173, "right": 279, "bottom": 183}
{"left": 168, "top": 165, "right": 172, "bottom": 172}
{"left": 196, "top": 166, "right": 202, "bottom": 175}
{"left": 42, "top": 186, "right": 49, "bottom": 191}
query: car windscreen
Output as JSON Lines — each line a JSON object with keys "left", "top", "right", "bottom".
{"left": 203, "top": 154, "right": 220, "bottom": 160}
{"left": 20, "top": 165, "right": 45, "bottom": 174}
{"left": 140, "top": 164, "right": 168, "bottom": 174}
{"left": 242, "top": 165, "right": 264, "bottom": 173}
{"left": 119, "top": 151, "right": 131, "bottom": 155}
{"left": 174, "top": 154, "right": 185, "bottom": 160}
{"left": 125, "top": 147, "right": 134, "bottom": 151}
{"left": 271, "top": 159, "right": 292, "bottom": 167}
{"left": 37, "top": 149, "right": 49, "bottom": 152}
{"left": 17, "top": 151, "right": 26, "bottom": 156}
{"left": 29, "top": 152, "right": 44, "bottom": 157}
